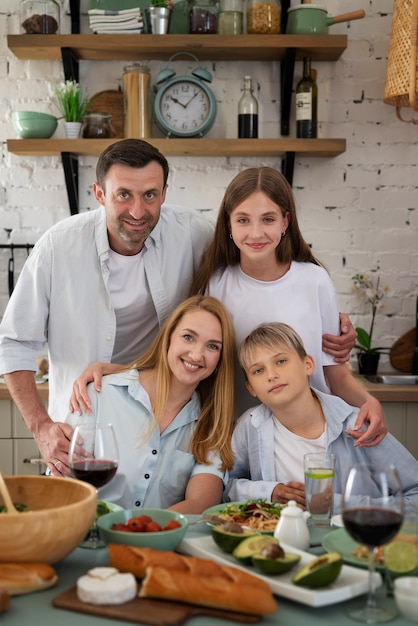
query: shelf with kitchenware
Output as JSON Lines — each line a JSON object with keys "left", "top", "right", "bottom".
{"left": 7, "top": 30, "right": 348, "bottom": 213}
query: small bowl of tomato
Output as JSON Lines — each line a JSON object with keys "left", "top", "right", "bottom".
{"left": 97, "top": 508, "right": 189, "bottom": 551}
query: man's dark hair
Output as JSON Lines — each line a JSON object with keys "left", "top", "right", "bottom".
{"left": 96, "top": 139, "right": 169, "bottom": 191}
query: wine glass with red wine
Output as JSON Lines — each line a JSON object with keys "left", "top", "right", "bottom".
{"left": 69, "top": 421, "right": 119, "bottom": 549}
{"left": 342, "top": 462, "right": 403, "bottom": 623}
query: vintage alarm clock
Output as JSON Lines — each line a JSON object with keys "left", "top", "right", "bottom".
{"left": 153, "top": 52, "right": 217, "bottom": 138}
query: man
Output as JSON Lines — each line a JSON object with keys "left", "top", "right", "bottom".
{"left": 0, "top": 139, "right": 356, "bottom": 477}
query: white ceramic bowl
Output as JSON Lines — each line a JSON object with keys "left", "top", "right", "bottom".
{"left": 394, "top": 577, "right": 418, "bottom": 621}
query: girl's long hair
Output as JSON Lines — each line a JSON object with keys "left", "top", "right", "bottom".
{"left": 126, "top": 295, "right": 236, "bottom": 471}
{"left": 190, "top": 167, "right": 322, "bottom": 295}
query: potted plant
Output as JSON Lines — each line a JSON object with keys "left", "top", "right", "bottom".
{"left": 352, "top": 272, "right": 391, "bottom": 375}
{"left": 146, "top": 0, "right": 173, "bottom": 33}
{"left": 53, "top": 80, "right": 93, "bottom": 138}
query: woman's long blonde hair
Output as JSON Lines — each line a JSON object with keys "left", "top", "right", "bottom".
{"left": 127, "top": 295, "right": 236, "bottom": 471}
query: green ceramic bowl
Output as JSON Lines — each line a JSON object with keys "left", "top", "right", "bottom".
{"left": 12, "top": 111, "right": 58, "bottom": 139}
{"left": 97, "top": 507, "right": 189, "bottom": 551}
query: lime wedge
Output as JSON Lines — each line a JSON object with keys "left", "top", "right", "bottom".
{"left": 384, "top": 540, "right": 418, "bottom": 575}
{"left": 305, "top": 469, "right": 335, "bottom": 479}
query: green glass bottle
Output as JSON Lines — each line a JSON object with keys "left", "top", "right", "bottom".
{"left": 295, "top": 56, "right": 317, "bottom": 138}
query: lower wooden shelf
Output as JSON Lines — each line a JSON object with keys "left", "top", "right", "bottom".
{"left": 7, "top": 137, "right": 346, "bottom": 158}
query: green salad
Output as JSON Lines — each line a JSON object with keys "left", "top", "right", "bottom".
{"left": 212, "top": 499, "right": 283, "bottom": 531}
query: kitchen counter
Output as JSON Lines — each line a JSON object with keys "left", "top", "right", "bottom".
{"left": 0, "top": 520, "right": 413, "bottom": 626}
{"left": 354, "top": 374, "right": 418, "bottom": 402}
{"left": 0, "top": 381, "right": 48, "bottom": 401}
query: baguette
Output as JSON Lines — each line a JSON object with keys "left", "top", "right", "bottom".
{"left": 108, "top": 544, "right": 267, "bottom": 587}
{"left": 139, "top": 565, "right": 277, "bottom": 615}
{"left": 0, "top": 590, "right": 10, "bottom": 613}
{"left": 0, "top": 562, "right": 58, "bottom": 596}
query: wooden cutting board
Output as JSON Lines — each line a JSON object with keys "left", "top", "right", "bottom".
{"left": 53, "top": 586, "right": 262, "bottom": 626}
{"left": 390, "top": 328, "right": 416, "bottom": 372}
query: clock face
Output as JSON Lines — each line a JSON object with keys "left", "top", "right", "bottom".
{"left": 154, "top": 77, "right": 217, "bottom": 138}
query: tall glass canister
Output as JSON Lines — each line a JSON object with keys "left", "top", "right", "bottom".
{"left": 218, "top": 0, "right": 243, "bottom": 34}
{"left": 123, "top": 64, "right": 152, "bottom": 139}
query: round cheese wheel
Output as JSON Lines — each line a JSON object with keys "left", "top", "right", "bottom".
{"left": 77, "top": 567, "right": 137, "bottom": 605}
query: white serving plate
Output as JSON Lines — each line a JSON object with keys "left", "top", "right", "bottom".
{"left": 178, "top": 534, "right": 382, "bottom": 608}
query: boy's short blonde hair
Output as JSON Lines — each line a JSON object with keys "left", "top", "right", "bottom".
{"left": 238, "top": 322, "right": 307, "bottom": 374}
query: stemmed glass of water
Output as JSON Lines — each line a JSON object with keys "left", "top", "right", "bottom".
{"left": 68, "top": 419, "right": 119, "bottom": 549}
{"left": 342, "top": 462, "right": 403, "bottom": 623}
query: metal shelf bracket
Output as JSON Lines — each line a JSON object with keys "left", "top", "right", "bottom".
{"left": 61, "top": 152, "right": 79, "bottom": 215}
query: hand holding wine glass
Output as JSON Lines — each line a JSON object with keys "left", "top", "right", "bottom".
{"left": 69, "top": 420, "right": 119, "bottom": 548}
{"left": 342, "top": 462, "right": 403, "bottom": 624}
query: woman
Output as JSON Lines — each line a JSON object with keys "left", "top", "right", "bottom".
{"left": 67, "top": 295, "right": 236, "bottom": 513}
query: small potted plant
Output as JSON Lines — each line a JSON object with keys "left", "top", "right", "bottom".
{"left": 146, "top": 0, "right": 173, "bottom": 33}
{"left": 53, "top": 80, "right": 93, "bottom": 138}
{"left": 352, "top": 272, "right": 391, "bottom": 375}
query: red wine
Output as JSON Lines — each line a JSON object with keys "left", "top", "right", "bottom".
{"left": 343, "top": 507, "right": 402, "bottom": 548}
{"left": 72, "top": 460, "right": 118, "bottom": 488}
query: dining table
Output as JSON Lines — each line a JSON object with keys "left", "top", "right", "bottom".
{"left": 1, "top": 518, "right": 414, "bottom": 626}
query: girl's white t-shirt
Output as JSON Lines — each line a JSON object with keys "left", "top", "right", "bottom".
{"left": 208, "top": 261, "right": 340, "bottom": 416}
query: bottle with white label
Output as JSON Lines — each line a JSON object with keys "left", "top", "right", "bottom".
{"left": 295, "top": 56, "right": 317, "bottom": 138}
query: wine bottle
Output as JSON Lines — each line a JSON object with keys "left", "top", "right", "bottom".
{"left": 238, "top": 75, "right": 258, "bottom": 138}
{"left": 295, "top": 57, "right": 317, "bottom": 139}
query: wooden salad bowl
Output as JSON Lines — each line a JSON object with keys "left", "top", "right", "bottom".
{"left": 0, "top": 475, "right": 97, "bottom": 563}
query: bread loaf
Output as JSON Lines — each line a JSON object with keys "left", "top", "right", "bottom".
{"left": 108, "top": 544, "right": 267, "bottom": 587}
{"left": 108, "top": 544, "right": 277, "bottom": 615}
{"left": 140, "top": 565, "right": 277, "bottom": 615}
{"left": 0, "top": 562, "right": 58, "bottom": 595}
{"left": 0, "top": 589, "right": 10, "bottom": 613}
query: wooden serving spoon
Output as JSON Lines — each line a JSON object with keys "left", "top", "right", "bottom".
{"left": 0, "top": 472, "right": 19, "bottom": 514}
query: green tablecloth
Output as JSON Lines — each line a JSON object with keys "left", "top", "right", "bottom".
{"left": 1, "top": 518, "right": 413, "bottom": 626}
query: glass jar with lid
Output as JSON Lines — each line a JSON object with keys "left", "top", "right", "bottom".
{"left": 123, "top": 63, "right": 152, "bottom": 139}
{"left": 81, "top": 112, "right": 115, "bottom": 139}
{"left": 246, "top": 0, "right": 280, "bottom": 34}
{"left": 188, "top": 0, "right": 219, "bottom": 34}
{"left": 20, "top": 0, "right": 60, "bottom": 34}
{"left": 218, "top": 0, "right": 243, "bottom": 34}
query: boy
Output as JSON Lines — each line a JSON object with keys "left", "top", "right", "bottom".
{"left": 224, "top": 322, "right": 418, "bottom": 512}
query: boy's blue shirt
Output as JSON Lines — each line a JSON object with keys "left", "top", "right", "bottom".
{"left": 224, "top": 389, "right": 418, "bottom": 512}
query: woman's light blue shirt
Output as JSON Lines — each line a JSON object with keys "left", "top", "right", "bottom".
{"left": 67, "top": 369, "right": 226, "bottom": 509}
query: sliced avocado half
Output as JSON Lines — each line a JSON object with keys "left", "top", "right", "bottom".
{"left": 292, "top": 552, "right": 343, "bottom": 587}
{"left": 252, "top": 553, "right": 301, "bottom": 575}
{"left": 210, "top": 525, "right": 258, "bottom": 553}
{"left": 233, "top": 535, "right": 279, "bottom": 564}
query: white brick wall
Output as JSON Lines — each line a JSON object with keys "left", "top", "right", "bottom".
{"left": 0, "top": 0, "right": 417, "bottom": 371}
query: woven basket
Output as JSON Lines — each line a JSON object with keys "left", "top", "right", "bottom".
{"left": 383, "top": 0, "right": 418, "bottom": 122}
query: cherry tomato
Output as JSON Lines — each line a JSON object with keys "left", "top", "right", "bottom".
{"left": 134, "top": 515, "right": 153, "bottom": 524}
{"left": 145, "top": 521, "right": 163, "bottom": 532}
{"left": 164, "top": 520, "right": 182, "bottom": 531}
{"left": 111, "top": 522, "right": 128, "bottom": 531}
{"left": 127, "top": 517, "right": 147, "bottom": 532}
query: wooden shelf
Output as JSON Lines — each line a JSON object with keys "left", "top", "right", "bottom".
{"left": 7, "top": 29, "right": 348, "bottom": 213}
{"left": 7, "top": 138, "right": 346, "bottom": 158}
{"left": 7, "top": 34, "right": 347, "bottom": 62}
